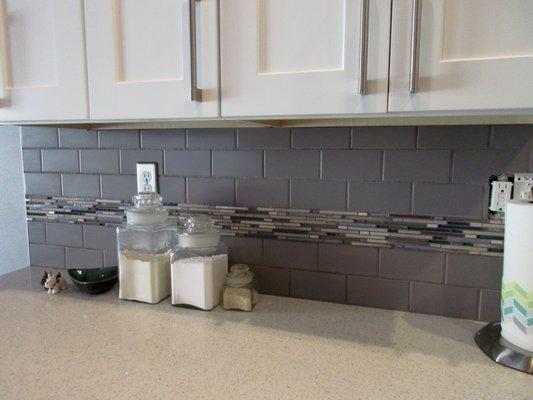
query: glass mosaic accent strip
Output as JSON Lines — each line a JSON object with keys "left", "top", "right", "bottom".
{"left": 25, "top": 196, "right": 504, "bottom": 257}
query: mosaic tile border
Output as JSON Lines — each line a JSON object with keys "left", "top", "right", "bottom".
{"left": 26, "top": 196, "right": 504, "bottom": 257}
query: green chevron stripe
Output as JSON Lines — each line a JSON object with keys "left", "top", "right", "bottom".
{"left": 501, "top": 282, "right": 533, "bottom": 309}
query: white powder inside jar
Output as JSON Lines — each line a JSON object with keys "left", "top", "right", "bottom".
{"left": 119, "top": 249, "right": 171, "bottom": 304}
{"left": 171, "top": 254, "right": 228, "bottom": 310}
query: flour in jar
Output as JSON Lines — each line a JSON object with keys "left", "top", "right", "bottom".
{"left": 119, "top": 249, "right": 171, "bottom": 304}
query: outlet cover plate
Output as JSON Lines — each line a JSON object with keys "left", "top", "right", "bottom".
{"left": 136, "top": 162, "right": 158, "bottom": 193}
{"left": 513, "top": 173, "right": 533, "bottom": 201}
{"left": 489, "top": 181, "right": 513, "bottom": 212}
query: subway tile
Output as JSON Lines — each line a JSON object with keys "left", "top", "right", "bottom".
{"left": 263, "top": 239, "right": 318, "bottom": 270}
{"left": 104, "top": 250, "right": 118, "bottom": 267}
{"left": 140, "top": 129, "right": 186, "bottom": 149}
{"left": 22, "top": 149, "right": 41, "bottom": 172}
{"left": 446, "top": 254, "right": 503, "bottom": 290}
{"left": 380, "top": 248, "right": 445, "bottom": 283}
{"left": 479, "top": 289, "right": 501, "bottom": 322}
{"left": 384, "top": 150, "right": 451, "bottom": 182}
{"left": 290, "top": 270, "right": 346, "bottom": 303}
{"left": 25, "top": 173, "right": 62, "bottom": 196}
{"left": 101, "top": 175, "right": 137, "bottom": 201}
{"left": 80, "top": 149, "right": 119, "bottom": 174}
{"left": 98, "top": 130, "right": 139, "bottom": 149}
{"left": 237, "top": 128, "right": 290, "bottom": 149}
{"left": 491, "top": 125, "right": 533, "bottom": 148}
{"left": 187, "top": 178, "right": 235, "bottom": 205}
{"left": 29, "top": 244, "right": 65, "bottom": 267}
{"left": 46, "top": 222, "right": 83, "bottom": 247}
{"left": 21, "top": 127, "right": 58, "bottom": 148}
{"left": 292, "top": 128, "right": 350, "bottom": 149}
{"left": 453, "top": 150, "right": 529, "bottom": 183}
{"left": 159, "top": 176, "right": 186, "bottom": 203}
{"left": 41, "top": 149, "right": 79, "bottom": 173}
{"left": 250, "top": 265, "right": 290, "bottom": 296}
{"left": 319, "top": 243, "right": 378, "bottom": 276}
{"left": 413, "top": 183, "right": 484, "bottom": 218}
{"left": 59, "top": 128, "right": 98, "bottom": 148}
{"left": 236, "top": 179, "right": 288, "bottom": 208}
{"left": 348, "top": 182, "right": 411, "bottom": 213}
{"left": 347, "top": 276, "right": 409, "bottom": 311}
{"left": 84, "top": 225, "right": 117, "bottom": 251}
{"left": 291, "top": 180, "right": 346, "bottom": 210}
{"left": 187, "top": 128, "right": 235, "bottom": 149}
{"left": 417, "top": 126, "right": 489, "bottom": 148}
{"left": 410, "top": 282, "right": 479, "bottom": 319}
{"left": 120, "top": 150, "right": 163, "bottom": 174}
{"left": 212, "top": 150, "right": 262, "bottom": 178}
{"left": 352, "top": 126, "right": 416, "bottom": 149}
{"left": 265, "top": 150, "right": 320, "bottom": 179}
{"left": 221, "top": 236, "right": 263, "bottom": 265}
{"left": 164, "top": 150, "right": 210, "bottom": 176}
{"left": 322, "top": 150, "right": 382, "bottom": 180}
{"left": 66, "top": 247, "right": 103, "bottom": 268}
{"left": 62, "top": 174, "right": 100, "bottom": 198}
{"left": 27, "top": 221, "right": 46, "bottom": 244}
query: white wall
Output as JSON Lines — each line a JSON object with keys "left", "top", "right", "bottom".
{"left": 0, "top": 126, "right": 29, "bottom": 275}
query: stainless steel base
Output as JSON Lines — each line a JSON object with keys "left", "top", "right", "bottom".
{"left": 475, "top": 321, "right": 533, "bottom": 374}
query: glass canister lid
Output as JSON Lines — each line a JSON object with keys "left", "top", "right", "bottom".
{"left": 178, "top": 214, "right": 220, "bottom": 248}
{"left": 125, "top": 192, "right": 169, "bottom": 225}
{"left": 226, "top": 264, "right": 254, "bottom": 287}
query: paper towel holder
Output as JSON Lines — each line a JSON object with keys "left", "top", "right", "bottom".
{"left": 475, "top": 322, "right": 533, "bottom": 374}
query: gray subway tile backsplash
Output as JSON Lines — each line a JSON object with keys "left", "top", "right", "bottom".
{"left": 237, "top": 128, "right": 290, "bottom": 149}
{"left": 80, "top": 149, "right": 119, "bottom": 174}
{"left": 212, "top": 150, "right": 263, "bottom": 178}
{"left": 265, "top": 150, "right": 320, "bottom": 179}
{"left": 41, "top": 149, "right": 79, "bottom": 173}
{"left": 352, "top": 126, "right": 416, "bottom": 149}
{"left": 187, "top": 128, "right": 235, "bottom": 149}
{"left": 384, "top": 150, "right": 451, "bottom": 182}
{"left": 59, "top": 128, "right": 98, "bottom": 148}
{"left": 417, "top": 126, "right": 489, "bottom": 148}
{"left": 292, "top": 127, "right": 350, "bottom": 149}
{"left": 140, "top": 129, "right": 186, "bottom": 149}
{"left": 322, "top": 150, "right": 382, "bottom": 180}
{"left": 21, "top": 124, "right": 533, "bottom": 321}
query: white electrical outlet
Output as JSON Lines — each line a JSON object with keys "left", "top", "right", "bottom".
{"left": 489, "top": 181, "right": 513, "bottom": 212}
{"left": 513, "top": 173, "right": 533, "bottom": 201}
{"left": 136, "top": 162, "right": 158, "bottom": 193}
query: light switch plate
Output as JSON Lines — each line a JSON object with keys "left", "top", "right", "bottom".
{"left": 136, "top": 162, "right": 158, "bottom": 193}
{"left": 513, "top": 173, "right": 533, "bottom": 201}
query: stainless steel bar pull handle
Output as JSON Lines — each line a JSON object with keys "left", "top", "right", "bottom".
{"left": 357, "top": 0, "right": 369, "bottom": 95}
{"left": 409, "top": 0, "right": 421, "bottom": 93}
{"left": 189, "top": 0, "right": 202, "bottom": 102}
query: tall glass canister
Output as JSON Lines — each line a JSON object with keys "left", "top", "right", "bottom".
{"left": 117, "top": 192, "right": 176, "bottom": 304}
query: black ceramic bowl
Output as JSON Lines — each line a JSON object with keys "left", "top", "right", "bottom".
{"left": 67, "top": 266, "right": 118, "bottom": 294}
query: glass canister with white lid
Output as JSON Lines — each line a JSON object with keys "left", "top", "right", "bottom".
{"left": 170, "top": 214, "right": 228, "bottom": 310}
{"left": 117, "top": 192, "right": 176, "bottom": 304}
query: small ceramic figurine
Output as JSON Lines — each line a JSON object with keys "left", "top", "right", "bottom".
{"left": 40, "top": 271, "right": 67, "bottom": 294}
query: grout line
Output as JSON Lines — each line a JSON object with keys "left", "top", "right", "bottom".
{"left": 319, "top": 150, "right": 323, "bottom": 179}
{"left": 449, "top": 150, "right": 455, "bottom": 183}
{"left": 380, "top": 150, "right": 386, "bottom": 180}
{"left": 477, "top": 288, "right": 483, "bottom": 320}
{"left": 350, "top": 127, "right": 354, "bottom": 149}
{"left": 414, "top": 126, "right": 419, "bottom": 148}
{"left": 409, "top": 182, "right": 415, "bottom": 214}
{"left": 408, "top": 282, "right": 413, "bottom": 312}
{"left": 345, "top": 181, "right": 349, "bottom": 210}
{"left": 443, "top": 253, "right": 448, "bottom": 284}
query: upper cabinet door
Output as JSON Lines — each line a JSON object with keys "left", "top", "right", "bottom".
{"left": 84, "top": 0, "right": 219, "bottom": 120}
{"left": 389, "top": 0, "right": 533, "bottom": 112}
{"left": 220, "top": 0, "right": 391, "bottom": 117}
{"left": 0, "top": 0, "right": 88, "bottom": 122}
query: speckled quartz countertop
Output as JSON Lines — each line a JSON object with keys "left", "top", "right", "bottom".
{"left": 1, "top": 267, "right": 531, "bottom": 400}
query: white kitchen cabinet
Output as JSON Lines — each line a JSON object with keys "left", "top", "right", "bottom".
{"left": 0, "top": 0, "right": 88, "bottom": 122}
{"left": 389, "top": 0, "right": 533, "bottom": 113}
{"left": 84, "top": 0, "right": 219, "bottom": 120}
{"left": 220, "top": 0, "right": 391, "bottom": 117}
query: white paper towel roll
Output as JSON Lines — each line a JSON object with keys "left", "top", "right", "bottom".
{"left": 501, "top": 200, "right": 533, "bottom": 352}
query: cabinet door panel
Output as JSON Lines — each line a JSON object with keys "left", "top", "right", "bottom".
{"left": 221, "top": 0, "right": 391, "bottom": 117}
{"left": 85, "top": 0, "right": 218, "bottom": 120}
{"left": 0, "top": 0, "right": 88, "bottom": 121}
{"left": 389, "top": 0, "right": 533, "bottom": 112}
